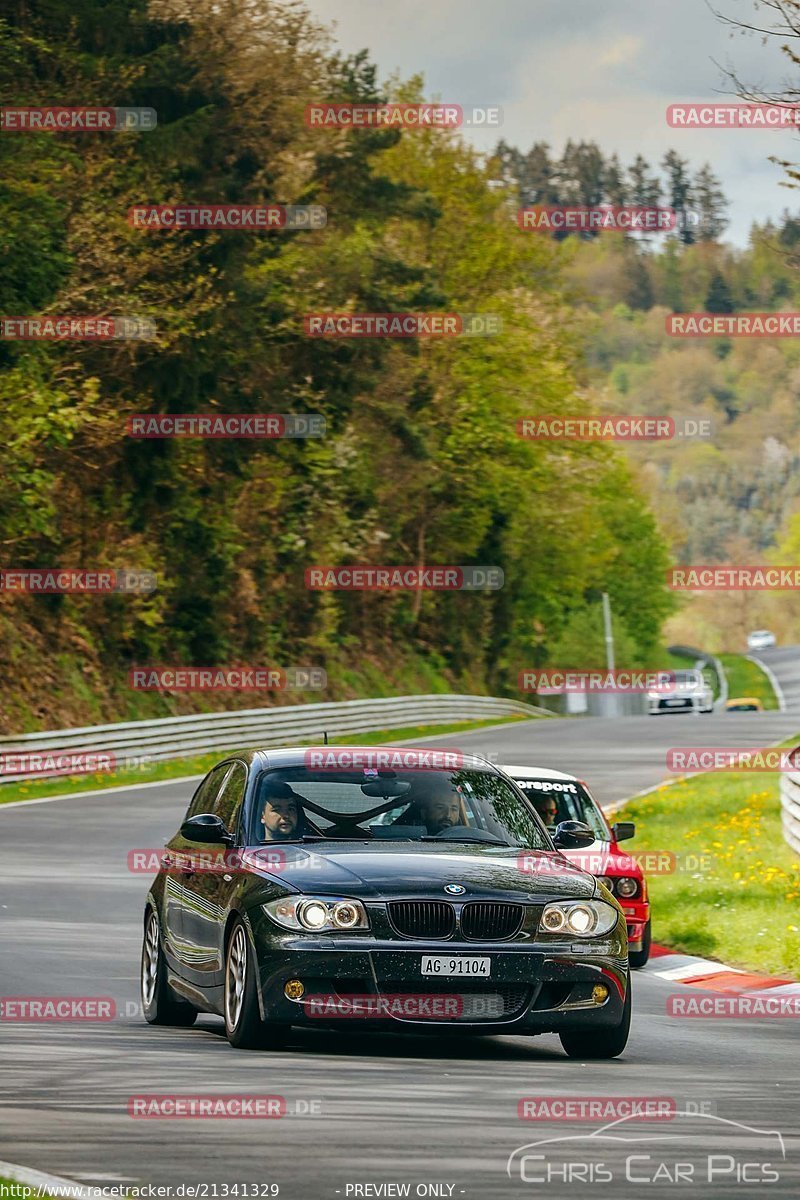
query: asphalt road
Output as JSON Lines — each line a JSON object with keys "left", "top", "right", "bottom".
{"left": 2, "top": 649, "right": 799, "bottom": 1198}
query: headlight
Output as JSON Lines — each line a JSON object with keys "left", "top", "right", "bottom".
{"left": 538, "top": 900, "right": 619, "bottom": 938}
{"left": 263, "top": 895, "right": 370, "bottom": 932}
{"left": 596, "top": 876, "right": 615, "bottom": 894}
{"left": 616, "top": 877, "right": 639, "bottom": 899}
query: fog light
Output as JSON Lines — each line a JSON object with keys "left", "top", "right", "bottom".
{"left": 592, "top": 984, "right": 609, "bottom": 1004}
{"left": 284, "top": 979, "right": 305, "bottom": 1000}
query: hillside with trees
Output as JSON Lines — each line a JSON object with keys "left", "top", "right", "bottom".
{"left": 0, "top": 0, "right": 676, "bottom": 732}
{"left": 493, "top": 133, "right": 800, "bottom": 651}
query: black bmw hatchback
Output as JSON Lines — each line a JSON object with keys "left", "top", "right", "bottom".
{"left": 141, "top": 746, "right": 631, "bottom": 1057}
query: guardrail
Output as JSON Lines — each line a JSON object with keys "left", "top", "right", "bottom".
{"left": 667, "top": 643, "right": 727, "bottom": 709}
{"left": 0, "top": 694, "right": 550, "bottom": 783}
{"left": 780, "top": 770, "right": 800, "bottom": 858}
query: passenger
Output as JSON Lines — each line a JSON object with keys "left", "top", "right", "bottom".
{"left": 260, "top": 782, "right": 304, "bottom": 841}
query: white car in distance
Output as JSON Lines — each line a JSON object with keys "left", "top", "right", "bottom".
{"left": 747, "top": 630, "right": 776, "bottom": 652}
{"left": 648, "top": 667, "right": 714, "bottom": 715}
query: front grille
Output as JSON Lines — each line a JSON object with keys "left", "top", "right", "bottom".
{"left": 460, "top": 901, "right": 524, "bottom": 941}
{"left": 388, "top": 900, "right": 455, "bottom": 940}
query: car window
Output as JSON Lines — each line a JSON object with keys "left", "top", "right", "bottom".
{"left": 213, "top": 762, "right": 247, "bottom": 835}
{"left": 512, "top": 778, "right": 609, "bottom": 841}
{"left": 250, "top": 766, "right": 551, "bottom": 848}
{"left": 186, "top": 763, "right": 232, "bottom": 819}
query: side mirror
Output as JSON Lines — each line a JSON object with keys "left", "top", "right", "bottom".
{"left": 612, "top": 821, "right": 635, "bottom": 842}
{"left": 180, "top": 813, "right": 233, "bottom": 844}
{"left": 552, "top": 820, "right": 595, "bottom": 850}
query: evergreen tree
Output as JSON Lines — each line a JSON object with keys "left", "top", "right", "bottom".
{"left": 604, "top": 153, "right": 628, "bottom": 206}
{"left": 705, "top": 269, "right": 735, "bottom": 313}
{"left": 694, "top": 164, "right": 729, "bottom": 242}
{"left": 621, "top": 252, "right": 654, "bottom": 310}
{"left": 662, "top": 150, "right": 695, "bottom": 245}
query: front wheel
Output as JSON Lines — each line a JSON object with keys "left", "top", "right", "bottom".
{"left": 224, "top": 918, "right": 288, "bottom": 1050}
{"left": 141, "top": 908, "right": 197, "bottom": 1026}
{"left": 559, "top": 975, "right": 631, "bottom": 1059}
{"left": 629, "top": 919, "right": 652, "bottom": 969}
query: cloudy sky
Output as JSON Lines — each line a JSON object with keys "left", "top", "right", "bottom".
{"left": 308, "top": 0, "right": 800, "bottom": 244}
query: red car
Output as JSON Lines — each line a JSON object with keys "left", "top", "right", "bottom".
{"left": 502, "top": 764, "right": 651, "bottom": 967}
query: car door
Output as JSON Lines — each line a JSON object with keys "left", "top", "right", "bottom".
{"left": 165, "top": 763, "right": 232, "bottom": 977}
{"left": 180, "top": 760, "right": 248, "bottom": 989}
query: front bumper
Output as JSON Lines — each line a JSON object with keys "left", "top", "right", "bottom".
{"left": 648, "top": 694, "right": 702, "bottom": 713}
{"left": 249, "top": 921, "right": 629, "bottom": 1034}
{"left": 618, "top": 899, "right": 649, "bottom": 950}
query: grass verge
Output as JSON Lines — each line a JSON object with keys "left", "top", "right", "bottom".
{"left": 0, "top": 714, "right": 534, "bottom": 807}
{"left": 616, "top": 756, "right": 800, "bottom": 978}
{"left": 0, "top": 1179, "right": 62, "bottom": 1200}
{"left": 718, "top": 653, "right": 779, "bottom": 710}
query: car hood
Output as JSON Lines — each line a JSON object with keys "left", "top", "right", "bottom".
{"left": 242, "top": 842, "right": 596, "bottom": 901}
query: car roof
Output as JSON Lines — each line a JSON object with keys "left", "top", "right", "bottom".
{"left": 501, "top": 764, "right": 579, "bottom": 783}
{"left": 233, "top": 746, "right": 503, "bottom": 772}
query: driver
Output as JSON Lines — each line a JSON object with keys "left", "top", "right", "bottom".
{"left": 392, "top": 777, "right": 463, "bottom": 835}
{"left": 531, "top": 792, "right": 559, "bottom": 828}
{"left": 260, "top": 781, "right": 304, "bottom": 841}
{"left": 417, "top": 792, "right": 461, "bottom": 835}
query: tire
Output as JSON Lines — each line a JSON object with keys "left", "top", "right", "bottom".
{"left": 559, "top": 975, "right": 631, "bottom": 1060}
{"left": 141, "top": 907, "right": 198, "bottom": 1026}
{"left": 224, "top": 918, "right": 288, "bottom": 1050}
{"left": 629, "top": 919, "right": 652, "bottom": 969}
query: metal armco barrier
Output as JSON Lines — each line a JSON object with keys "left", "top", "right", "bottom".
{"left": 0, "top": 694, "right": 549, "bottom": 783}
{"left": 780, "top": 771, "right": 800, "bottom": 858}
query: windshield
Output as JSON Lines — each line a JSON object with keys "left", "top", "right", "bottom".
{"left": 250, "top": 766, "right": 551, "bottom": 848}
{"left": 509, "top": 777, "right": 610, "bottom": 842}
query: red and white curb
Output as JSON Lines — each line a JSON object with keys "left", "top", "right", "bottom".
{"left": 644, "top": 943, "right": 800, "bottom": 996}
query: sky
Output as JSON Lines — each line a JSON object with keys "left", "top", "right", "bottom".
{"left": 307, "top": 0, "right": 800, "bottom": 245}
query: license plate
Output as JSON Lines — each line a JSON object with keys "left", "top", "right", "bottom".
{"left": 421, "top": 955, "right": 490, "bottom": 977}
{"left": 664, "top": 699, "right": 686, "bottom": 706}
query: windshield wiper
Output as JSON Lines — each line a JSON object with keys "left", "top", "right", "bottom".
{"left": 419, "top": 834, "right": 508, "bottom": 846}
